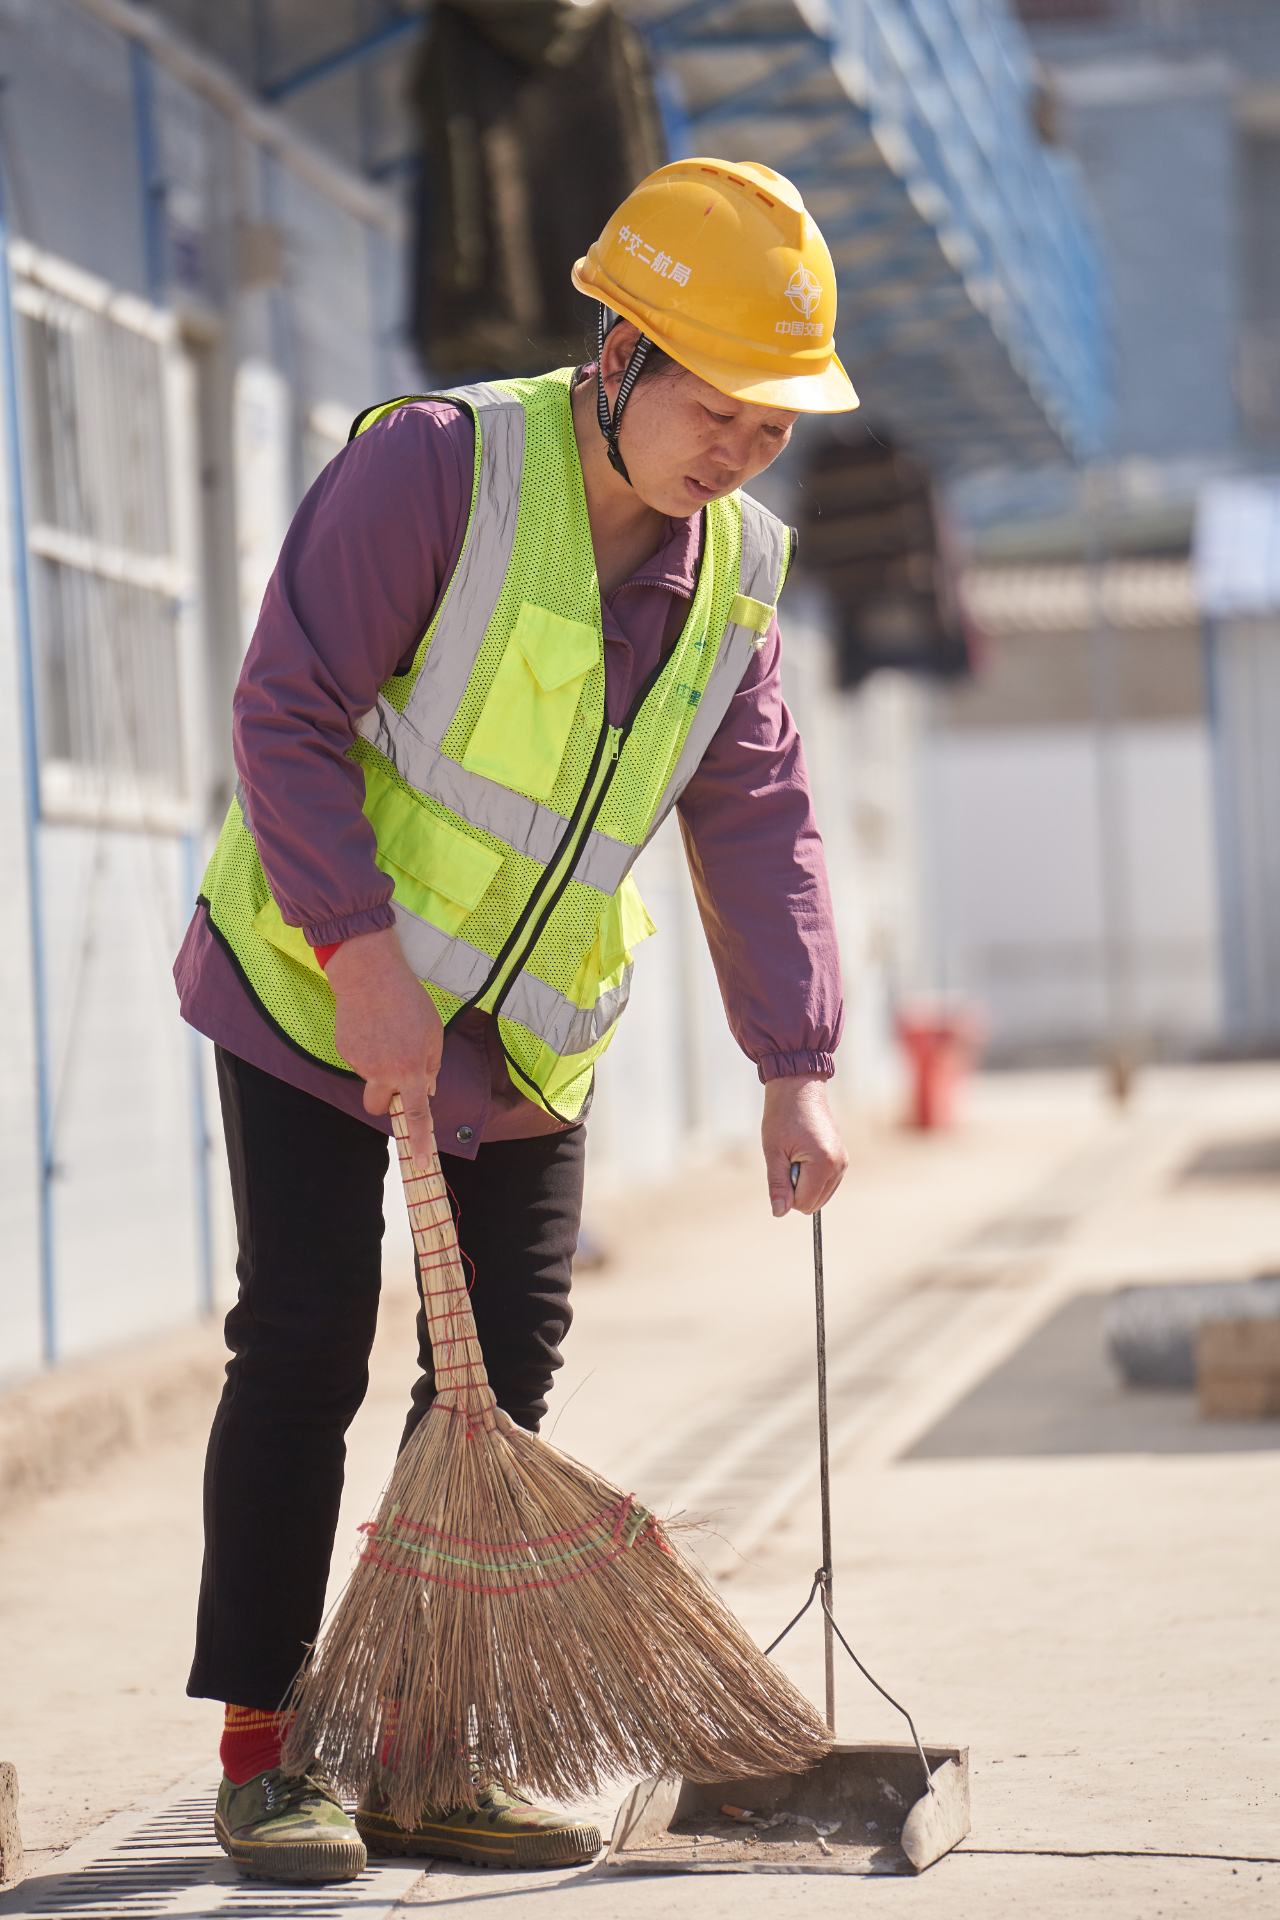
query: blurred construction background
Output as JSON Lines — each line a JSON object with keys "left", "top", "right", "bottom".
{"left": 4, "top": 0, "right": 1280, "bottom": 1376}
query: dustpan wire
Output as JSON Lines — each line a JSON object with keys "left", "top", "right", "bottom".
{"left": 763, "top": 1568, "right": 934, "bottom": 1795}
{"left": 762, "top": 1565, "right": 824, "bottom": 1657}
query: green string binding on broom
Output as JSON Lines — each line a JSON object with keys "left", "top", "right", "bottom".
{"left": 357, "top": 1490, "right": 663, "bottom": 1595}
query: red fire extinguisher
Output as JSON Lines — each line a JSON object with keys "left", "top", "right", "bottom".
{"left": 895, "top": 1004, "right": 979, "bottom": 1131}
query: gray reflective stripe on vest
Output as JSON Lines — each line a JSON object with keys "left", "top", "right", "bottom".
{"left": 501, "top": 962, "right": 633, "bottom": 1056}
{"left": 571, "top": 825, "right": 633, "bottom": 896}
{"left": 391, "top": 900, "right": 494, "bottom": 1001}
{"left": 598, "top": 494, "right": 791, "bottom": 884}
{"left": 356, "top": 382, "right": 525, "bottom": 759}
{"left": 360, "top": 702, "right": 634, "bottom": 894}
{"left": 360, "top": 711, "right": 566, "bottom": 865}
{"left": 393, "top": 896, "right": 633, "bottom": 1052}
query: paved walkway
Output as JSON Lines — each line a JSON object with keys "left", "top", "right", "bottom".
{"left": 1, "top": 1068, "right": 1277, "bottom": 1916}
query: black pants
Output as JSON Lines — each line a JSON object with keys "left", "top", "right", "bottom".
{"left": 187, "top": 1048, "right": 584, "bottom": 1711}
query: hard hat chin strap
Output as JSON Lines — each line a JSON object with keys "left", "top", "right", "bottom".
{"left": 596, "top": 304, "right": 651, "bottom": 486}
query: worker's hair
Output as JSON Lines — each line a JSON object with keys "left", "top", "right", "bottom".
{"left": 631, "top": 342, "right": 683, "bottom": 385}
{"left": 576, "top": 326, "right": 685, "bottom": 390}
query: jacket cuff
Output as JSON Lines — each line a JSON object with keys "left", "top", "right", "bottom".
{"left": 302, "top": 903, "right": 397, "bottom": 947}
{"left": 756, "top": 1050, "right": 836, "bottom": 1084}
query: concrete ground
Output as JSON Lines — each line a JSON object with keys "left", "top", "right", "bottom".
{"left": 1, "top": 1066, "right": 1278, "bottom": 1917}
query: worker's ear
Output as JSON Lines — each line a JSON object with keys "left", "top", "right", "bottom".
{"left": 600, "top": 320, "right": 642, "bottom": 385}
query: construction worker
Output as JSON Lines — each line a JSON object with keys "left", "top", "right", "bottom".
{"left": 175, "top": 158, "right": 855, "bottom": 1884}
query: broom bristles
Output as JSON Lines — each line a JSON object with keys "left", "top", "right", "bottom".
{"left": 283, "top": 1400, "right": 830, "bottom": 1824}
{"left": 281, "top": 1101, "right": 830, "bottom": 1825}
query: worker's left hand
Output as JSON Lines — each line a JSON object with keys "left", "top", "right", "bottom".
{"left": 762, "top": 1074, "right": 848, "bottom": 1217}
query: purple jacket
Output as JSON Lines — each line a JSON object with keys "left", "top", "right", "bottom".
{"left": 174, "top": 393, "right": 843, "bottom": 1155}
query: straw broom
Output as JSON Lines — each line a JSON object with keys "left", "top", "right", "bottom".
{"left": 282, "top": 1097, "right": 829, "bottom": 1825}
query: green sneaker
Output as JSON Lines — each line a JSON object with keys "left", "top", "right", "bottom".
{"left": 214, "top": 1767, "right": 367, "bottom": 1883}
{"left": 354, "top": 1775, "right": 601, "bottom": 1869}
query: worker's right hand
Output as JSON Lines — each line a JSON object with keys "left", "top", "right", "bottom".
{"left": 327, "top": 926, "right": 444, "bottom": 1168}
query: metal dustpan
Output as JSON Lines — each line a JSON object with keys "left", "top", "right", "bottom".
{"left": 608, "top": 1191, "right": 971, "bottom": 1877}
{"left": 606, "top": 1740, "right": 968, "bottom": 1876}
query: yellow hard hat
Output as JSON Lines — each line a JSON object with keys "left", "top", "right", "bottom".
{"left": 572, "top": 157, "right": 858, "bottom": 415}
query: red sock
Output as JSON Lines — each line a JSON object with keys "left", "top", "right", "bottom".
{"left": 220, "top": 1705, "right": 294, "bottom": 1786}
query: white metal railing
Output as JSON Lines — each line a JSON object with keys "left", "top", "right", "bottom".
{"left": 10, "top": 237, "right": 204, "bottom": 833}
{"left": 962, "top": 559, "right": 1199, "bottom": 634}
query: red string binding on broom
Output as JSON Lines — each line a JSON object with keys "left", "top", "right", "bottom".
{"left": 440, "top": 1176, "right": 477, "bottom": 1294}
{"left": 355, "top": 1492, "right": 670, "bottom": 1592}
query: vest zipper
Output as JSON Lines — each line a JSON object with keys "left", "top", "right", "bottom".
{"left": 450, "top": 715, "right": 621, "bottom": 1028}
{"left": 484, "top": 720, "right": 623, "bottom": 1018}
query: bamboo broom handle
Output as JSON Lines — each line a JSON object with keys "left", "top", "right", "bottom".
{"left": 389, "top": 1094, "right": 498, "bottom": 1428}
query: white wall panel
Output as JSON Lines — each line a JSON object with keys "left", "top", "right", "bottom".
{"left": 39, "top": 824, "right": 203, "bottom": 1359}
{"left": 929, "top": 723, "right": 1220, "bottom": 1053}
{"left": 1210, "top": 617, "right": 1280, "bottom": 1044}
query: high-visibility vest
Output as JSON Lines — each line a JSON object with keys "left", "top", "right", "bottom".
{"left": 199, "top": 367, "right": 792, "bottom": 1120}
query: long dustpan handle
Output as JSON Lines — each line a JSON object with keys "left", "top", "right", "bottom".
{"left": 772, "top": 1166, "right": 936, "bottom": 1797}
{"left": 792, "top": 1165, "right": 837, "bottom": 1733}
{"left": 389, "top": 1094, "right": 499, "bottom": 1429}
{"left": 813, "top": 1205, "right": 837, "bottom": 1734}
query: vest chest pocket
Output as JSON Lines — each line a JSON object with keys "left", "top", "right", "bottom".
{"left": 598, "top": 873, "right": 656, "bottom": 977}
{"left": 461, "top": 602, "right": 600, "bottom": 802}
{"left": 568, "top": 873, "right": 657, "bottom": 1009}
{"left": 366, "top": 775, "right": 504, "bottom": 938}
{"left": 252, "top": 898, "right": 328, "bottom": 975}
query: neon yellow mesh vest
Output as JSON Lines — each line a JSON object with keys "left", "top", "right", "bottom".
{"left": 200, "top": 369, "right": 792, "bottom": 1120}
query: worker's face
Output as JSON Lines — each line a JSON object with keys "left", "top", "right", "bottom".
{"left": 600, "top": 324, "right": 798, "bottom": 516}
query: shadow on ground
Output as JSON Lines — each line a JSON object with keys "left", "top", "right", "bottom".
{"left": 905, "top": 1293, "right": 1280, "bottom": 1460}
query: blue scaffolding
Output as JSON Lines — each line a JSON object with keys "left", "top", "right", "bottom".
{"left": 635, "top": 0, "right": 1106, "bottom": 469}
